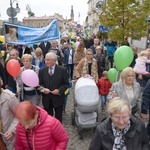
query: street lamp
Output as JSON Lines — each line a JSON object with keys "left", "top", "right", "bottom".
{"left": 7, "top": 0, "right": 20, "bottom": 23}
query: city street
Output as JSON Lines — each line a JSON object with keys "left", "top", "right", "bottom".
{"left": 62, "top": 87, "right": 107, "bottom": 150}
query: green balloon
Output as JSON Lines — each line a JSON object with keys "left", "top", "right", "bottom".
{"left": 108, "top": 68, "right": 118, "bottom": 83}
{"left": 71, "top": 41, "right": 75, "bottom": 49}
{"left": 114, "top": 46, "right": 133, "bottom": 71}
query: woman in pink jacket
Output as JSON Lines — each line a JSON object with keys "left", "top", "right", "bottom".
{"left": 14, "top": 101, "right": 69, "bottom": 150}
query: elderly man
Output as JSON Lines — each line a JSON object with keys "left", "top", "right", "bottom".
{"left": 5, "top": 49, "right": 23, "bottom": 94}
{"left": 39, "top": 52, "right": 68, "bottom": 122}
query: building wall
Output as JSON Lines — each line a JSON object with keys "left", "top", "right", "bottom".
{"left": 22, "top": 14, "right": 65, "bottom": 32}
{"left": 86, "top": 0, "right": 101, "bottom": 34}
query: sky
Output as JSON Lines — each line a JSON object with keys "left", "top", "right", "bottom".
{"left": 0, "top": 0, "right": 88, "bottom": 25}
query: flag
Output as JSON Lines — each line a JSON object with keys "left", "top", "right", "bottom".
{"left": 3, "top": 19, "right": 59, "bottom": 45}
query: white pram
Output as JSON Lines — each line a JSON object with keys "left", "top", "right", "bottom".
{"left": 71, "top": 77, "right": 99, "bottom": 139}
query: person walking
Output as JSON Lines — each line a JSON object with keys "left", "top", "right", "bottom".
{"left": 89, "top": 97, "right": 149, "bottom": 150}
{"left": 97, "top": 71, "right": 111, "bottom": 112}
{"left": 14, "top": 101, "right": 69, "bottom": 150}
{"left": 0, "top": 79, "right": 19, "bottom": 150}
{"left": 39, "top": 52, "right": 68, "bottom": 123}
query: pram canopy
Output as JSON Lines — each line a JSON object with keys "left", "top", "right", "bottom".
{"left": 75, "top": 77, "right": 99, "bottom": 107}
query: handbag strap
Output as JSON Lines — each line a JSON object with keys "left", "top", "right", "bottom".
{"left": 26, "top": 132, "right": 32, "bottom": 150}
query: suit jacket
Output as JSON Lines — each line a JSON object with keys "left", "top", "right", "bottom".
{"left": 39, "top": 65, "right": 68, "bottom": 107}
{"left": 18, "top": 46, "right": 31, "bottom": 58}
{"left": 39, "top": 42, "right": 51, "bottom": 58}
{"left": 107, "top": 81, "right": 142, "bottom": 113}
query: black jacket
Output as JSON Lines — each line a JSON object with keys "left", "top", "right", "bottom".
{"left": 141, "top": 79, "right": 150, "bottom": 114}
{"left": 89, "top": 116, "right": 149, "bottom": 150}
{"left": 39, "top": 65, "right": 68, "bottom": 107}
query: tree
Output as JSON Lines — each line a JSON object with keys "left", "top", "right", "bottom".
{"left": 26, "top": 4, "right": 35, "bottom": 17}
{"left": 99, "top": 0, "right": 150, "bottom": 44}
{"left": 28, "top": 11, "right": 35, "bottom": 17}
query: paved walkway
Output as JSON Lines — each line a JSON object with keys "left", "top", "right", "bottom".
{"left": 62, "top": 87, "right": 107, "bottom": 150}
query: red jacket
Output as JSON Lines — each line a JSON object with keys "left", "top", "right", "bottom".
{"left": 15, "top": 107, "right": 69, "bottom": 150}
{"left": 97, "top": 77, "right": 112, "bottom": 95}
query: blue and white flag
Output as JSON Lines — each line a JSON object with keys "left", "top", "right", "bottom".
{"left": 3, "top": 19, "right": 59, "bottom": 45}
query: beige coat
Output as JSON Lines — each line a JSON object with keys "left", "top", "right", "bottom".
{"left": 0, "top": 89, "right": 19, "bottom": 150}
{"left": 75, "top": 58, "right": 98, "bottom": 81}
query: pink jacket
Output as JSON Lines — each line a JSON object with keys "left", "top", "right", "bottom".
{"left": 15, "top": 107, "right": 69, "bottom": 150}
{"left": 134, "top": 56, "right": 150, "bottom": 74}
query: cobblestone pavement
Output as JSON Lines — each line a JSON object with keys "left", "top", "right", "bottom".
{"left": 62, "top": 87, "right": 107, "bottom": 150}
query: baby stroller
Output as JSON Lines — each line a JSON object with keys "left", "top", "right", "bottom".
{"left": 71, "top": 77, "right": 99, "bottom": 139}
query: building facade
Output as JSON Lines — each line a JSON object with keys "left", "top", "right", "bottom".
{"left": 85, "top": 0, "right": 104, "bottom": 35}
{"left": 22, "top": 13, "right": 65, "bottom": 32}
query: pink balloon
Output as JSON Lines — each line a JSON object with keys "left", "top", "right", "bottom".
{"left": 21, "top": 70, "right": 39, "bottom": 87}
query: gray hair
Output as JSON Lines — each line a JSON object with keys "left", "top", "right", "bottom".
{"left": 107, "top": 97, "right": 131, "bottom": 115}
{"left": 46, "top": 52, "right": 57, "bottom": 61}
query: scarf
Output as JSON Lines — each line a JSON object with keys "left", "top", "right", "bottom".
{"left": 82, "top": 58, "right": 97, "bottom": 80}
{"left": 112, "top": 121, "right": 131, "bottom": 150}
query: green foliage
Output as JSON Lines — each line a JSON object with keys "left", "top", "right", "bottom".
{"left": 99, "top": 0, "right": 150, "bottom": 44}
{"left": 97, "top": 31, "right": 108, "bottom": 40}
{"left": 28, "top": 11, "right": 35, "bottom": 17}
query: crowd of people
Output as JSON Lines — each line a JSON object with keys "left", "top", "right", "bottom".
{"left": 0, "top": 34, "right": 150, "bottom": 149}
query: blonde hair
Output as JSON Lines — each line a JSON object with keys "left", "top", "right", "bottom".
{"left": 35, "top": 47, "right": 43, "bottom": 56}
{"left": 102, "top": 71, "right": 108, "bottom": 77}
{"left": 107, "top": 97, "right": 131, "bottom": 115}
{"left": 21, "top": 54, "right": 32, "bottom": 62}
{"left": 119, "top": 67, "right": 136, "bottom": 83}
{"left": 138, "top": 50, "right": 148, "bottom": 57}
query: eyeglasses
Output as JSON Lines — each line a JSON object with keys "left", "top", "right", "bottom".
{"left": 111, "top": 116, "right": 130, "bottom": 122}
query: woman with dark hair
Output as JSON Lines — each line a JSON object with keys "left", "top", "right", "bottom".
{"left": 14, "top": 101, "right": 69, "bottom": 150}
{"left": 0, "top": 78, "right": 19, "bottom": 150}
{"left": 75, "top": 48, "right": 98, "bottom": 82}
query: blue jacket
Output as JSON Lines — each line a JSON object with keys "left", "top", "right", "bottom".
{"left": 63, "top": 48, "right": 75, "bottom": 65}
{"left": 141, "top": 79, "right": 150, "bottom": 114}
{"left": 104, "top": 42, "right": 117, "bottom": 57}
{"left": 32, "top": 57, "right": 45, "bottom": 68}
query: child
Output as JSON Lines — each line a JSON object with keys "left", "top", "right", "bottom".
{"left": 134, "top": 50, "right": 150, "bottom": 74}
{"left": 97, "top": 71, "right": 112, "bottom": 112}
{"left": 134, "top": 50, "right": 150, "bottom": 79}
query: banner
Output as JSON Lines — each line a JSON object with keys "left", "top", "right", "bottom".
{"left": 3, "top": 19, "right": 59, "bottom": 45}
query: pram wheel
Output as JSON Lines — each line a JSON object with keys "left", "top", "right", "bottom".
{"left": 79, "top": 130, "right": 83, "bottom": 140}
{"left": 71, "top": 112, "right": 75, "bottom": 126}
{"left": 93, "top": 127, "right": 96, "bottom": 133}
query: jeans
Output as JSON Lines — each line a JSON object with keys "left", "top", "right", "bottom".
{"left": 108, "top": 56, "right": 114, "bottom": 68}
{"left": 65, "top": 64, "right": 74, "bottom": 80}
{"left": 101, "top": 95, "right": 107, "bottom": 110}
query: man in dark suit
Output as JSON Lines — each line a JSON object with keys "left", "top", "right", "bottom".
{"left": 18, "top": 45, "right": 31, "bottom": 58}
{"left": 39, "top": 52, "right": 68, "bottom": 122}
{"left": 39, "top": 41, "right": 51, "bottom": 58}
